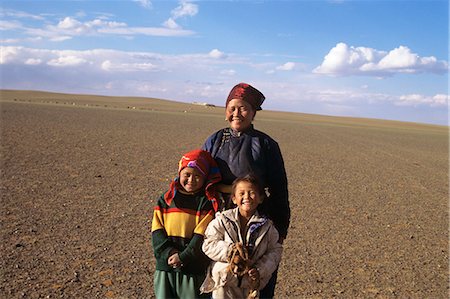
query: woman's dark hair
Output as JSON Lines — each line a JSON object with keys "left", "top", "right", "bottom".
{"left": 231, "top": 174, "right": 265, "bottom": 199}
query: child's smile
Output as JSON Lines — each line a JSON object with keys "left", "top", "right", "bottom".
{"left": 179, "top": 167, "right": 205, "bottom": 194}
{"left": 232, "top": 181, "right": 262, "bottom": 218}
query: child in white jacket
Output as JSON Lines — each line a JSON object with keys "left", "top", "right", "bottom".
{"left": 201, "top": 174, "right": 283, "bottom": 298}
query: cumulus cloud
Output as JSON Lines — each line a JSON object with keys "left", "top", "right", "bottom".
{"left": 276, "top": 62, "right": 296, "bottom": 71}
{"left": 314, "top": 42, "right": 448, "bottom": 76}
{"left": 209, "top": 49, "right": 226, "bottom": 59}
{"left": 171, "top": 1, "right": 198, "bottom": 19}
{"left": 163, "top": 18, "right": 180, "bottom": 30}
{"left": 162, "top": 1, "right": 198, "bottom": 30}
{"left": 48, "top": 55, "right": 88, "bottom": 67}
{"left": 0, "top": 46, "right": 23, "bottom": 64}
{"left": 57, "top": 16, "right": 82, "bottom": 30}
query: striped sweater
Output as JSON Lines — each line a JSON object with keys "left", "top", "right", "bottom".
{"left": 151, "top": 190, "right": 214, "bottom": 274}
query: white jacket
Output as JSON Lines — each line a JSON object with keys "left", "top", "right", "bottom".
{"left": 201, "top": 208, "right": 282, "bottom": 294}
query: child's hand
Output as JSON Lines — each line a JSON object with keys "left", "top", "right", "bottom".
{"left": 248, "top": 268, "right": 260, "bottom": 281}
{"left": 168, "top": 252, "right": 183, "bottom": 268}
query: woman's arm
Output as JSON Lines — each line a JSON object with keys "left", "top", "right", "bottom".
{"left": 266, "top": 140, "right": 290, "bottom": 239}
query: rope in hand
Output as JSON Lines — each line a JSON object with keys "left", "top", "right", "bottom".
{"left": 227, "top": 242, "right": 259, "bottom": 299}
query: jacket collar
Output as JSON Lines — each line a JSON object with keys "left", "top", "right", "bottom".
{"left": 230, "top": 207, "right": 266, "bottom": 225}
{"left": 229, "top": 124, "right": 254, "bottom": 137}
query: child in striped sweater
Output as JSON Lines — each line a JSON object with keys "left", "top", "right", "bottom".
{"left": 151, "top": 149, "right": 221, "bottom": 299}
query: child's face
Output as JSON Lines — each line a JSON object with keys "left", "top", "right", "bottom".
{"left": 232, "top": 181, "right": 262, "bottom": 216}
{"left": 179, "top": 167, "right": 205, "bottom": 193}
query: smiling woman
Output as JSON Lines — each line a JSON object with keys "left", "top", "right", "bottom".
{"left": 202, "top": 82, "right": 290, "bottom": 298}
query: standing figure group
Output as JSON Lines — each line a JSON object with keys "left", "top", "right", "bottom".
{"left": 151, "top": 83, "right": 291, "bottom": 298}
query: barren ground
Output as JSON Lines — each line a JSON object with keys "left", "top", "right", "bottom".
{"left": 1, "top": 90, "right": 448, "bottom": 298}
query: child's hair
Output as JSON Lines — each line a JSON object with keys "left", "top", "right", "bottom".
{"left": 231, "top": 174, "right": 265, "bottom": 199}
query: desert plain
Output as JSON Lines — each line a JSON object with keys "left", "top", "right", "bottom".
{"left": 0, "top": 89, "right": 448, "bottom": 298}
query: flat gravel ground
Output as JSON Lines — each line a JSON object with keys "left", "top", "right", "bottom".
{"left": 1, "top": 94, "right": 448, "bottom": 298}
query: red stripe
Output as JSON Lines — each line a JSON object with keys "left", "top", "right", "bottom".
{"left": 156, "top": 206, "right": 210, "bottom": 217}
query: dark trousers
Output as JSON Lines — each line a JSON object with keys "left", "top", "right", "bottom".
{"left": 259, "top": 268, "right": 278, "bottom": 299}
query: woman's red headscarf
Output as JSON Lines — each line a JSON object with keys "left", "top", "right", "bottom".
{"left": 226, "top": 82, "right": 265, "bottom": 111}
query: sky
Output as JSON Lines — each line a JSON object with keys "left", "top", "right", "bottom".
{"left": 0, "top": 0, "right": 448, "bottom": 125}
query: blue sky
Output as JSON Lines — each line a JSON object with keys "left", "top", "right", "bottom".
{"left": 1, "top": 0, "right": 448, "bottom": 125}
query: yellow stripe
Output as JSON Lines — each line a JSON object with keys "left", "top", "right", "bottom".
{"left": 152, "top": 208, "right": 214, "bottom": 238}
{"left": 151, "top": 209, "right": 165, "bottom": 232}
{"left": 194, "top": 213, "right": 214, "bottom": 235}
{"left": 165, "top": 211, "right": 197, "bottom": 238}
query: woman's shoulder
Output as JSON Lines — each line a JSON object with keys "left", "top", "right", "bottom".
{"left": 250, "top": 127, "right": 278, "bottom": 144}
{"left": 203, "top": 128, "right": 228, "bottom": 148}
{"left": 207, "top": 127, "right": 228, "bottom": 137}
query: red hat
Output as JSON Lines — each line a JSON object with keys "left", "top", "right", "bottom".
{"left": 226, "top": 83, "right": 265, "bottom": 111}
{"left": 164, "top": 149, "right": 222, "bottom": 211}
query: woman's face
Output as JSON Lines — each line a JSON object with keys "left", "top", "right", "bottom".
{"left": 225, "top": 99, "right": 255, "bottom": 132}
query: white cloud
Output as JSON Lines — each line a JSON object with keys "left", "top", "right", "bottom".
{"left": 209, "top": 49, "right": 226, "bottom": 59}
{"left": 134, "top": 0, "right": 152, "bottom": 9}
{"left": 396, "top": 93, "right": 448, "bottom": 107}
{"left": 314, "top": 42, "right": 448, "bottom": 76}
{"left": 0, "top": 20, "right": 22, "bottom": 30}
{"left": 5, "top": 9, "right": 195, "bottom": 41}
{"left": 276, "top": 62, "right": 295, "bottom": 71}
{"left": 0, "top": 46, "right": 236, "bottom": 74}
{"left": 0, "top": 46, "right": 22, "bottom": 64}
{"left": 291, "top": 86, "right": 448, "bottom": 109}
{"left": 51, "top": 17, "right": 128, "bottom": 36}
{"left": 1, "top": 45, "right": 447, "bottom": 116}
{"left": 161, "top": 1, "right": 198, "bottom": 30}
{"left": 48, "top": 55, "right": 87, "bottom": 67}
{"left": 171, "top": 1, "right": 198, "bottom": 19}
{"left": 101, "top": 59, "right": 157, "bottom": 71}
{"left": 50, "top": 36, "right": 72, "bottom": 42}
{"left": 0, "top": 9, "right": 44, "bottom": 20}
{"left": 163, "top": 18, "right": 180, "bottom": 29}
{"left": 25, "top": 58, "right": 42, "bottom": 65}
{"left": 57, "top": 16, "right": 82, "bottom": 30}
{"left": 99, "top": 25, "right": 194, "bottom": 37}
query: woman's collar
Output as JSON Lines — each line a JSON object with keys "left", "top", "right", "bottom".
{"left": 229, "top": 124, "right": 254, "bottom": 137}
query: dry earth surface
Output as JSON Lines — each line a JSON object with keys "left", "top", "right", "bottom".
{"left": 1, "top": 90, "right": 448, "bottom": 298}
